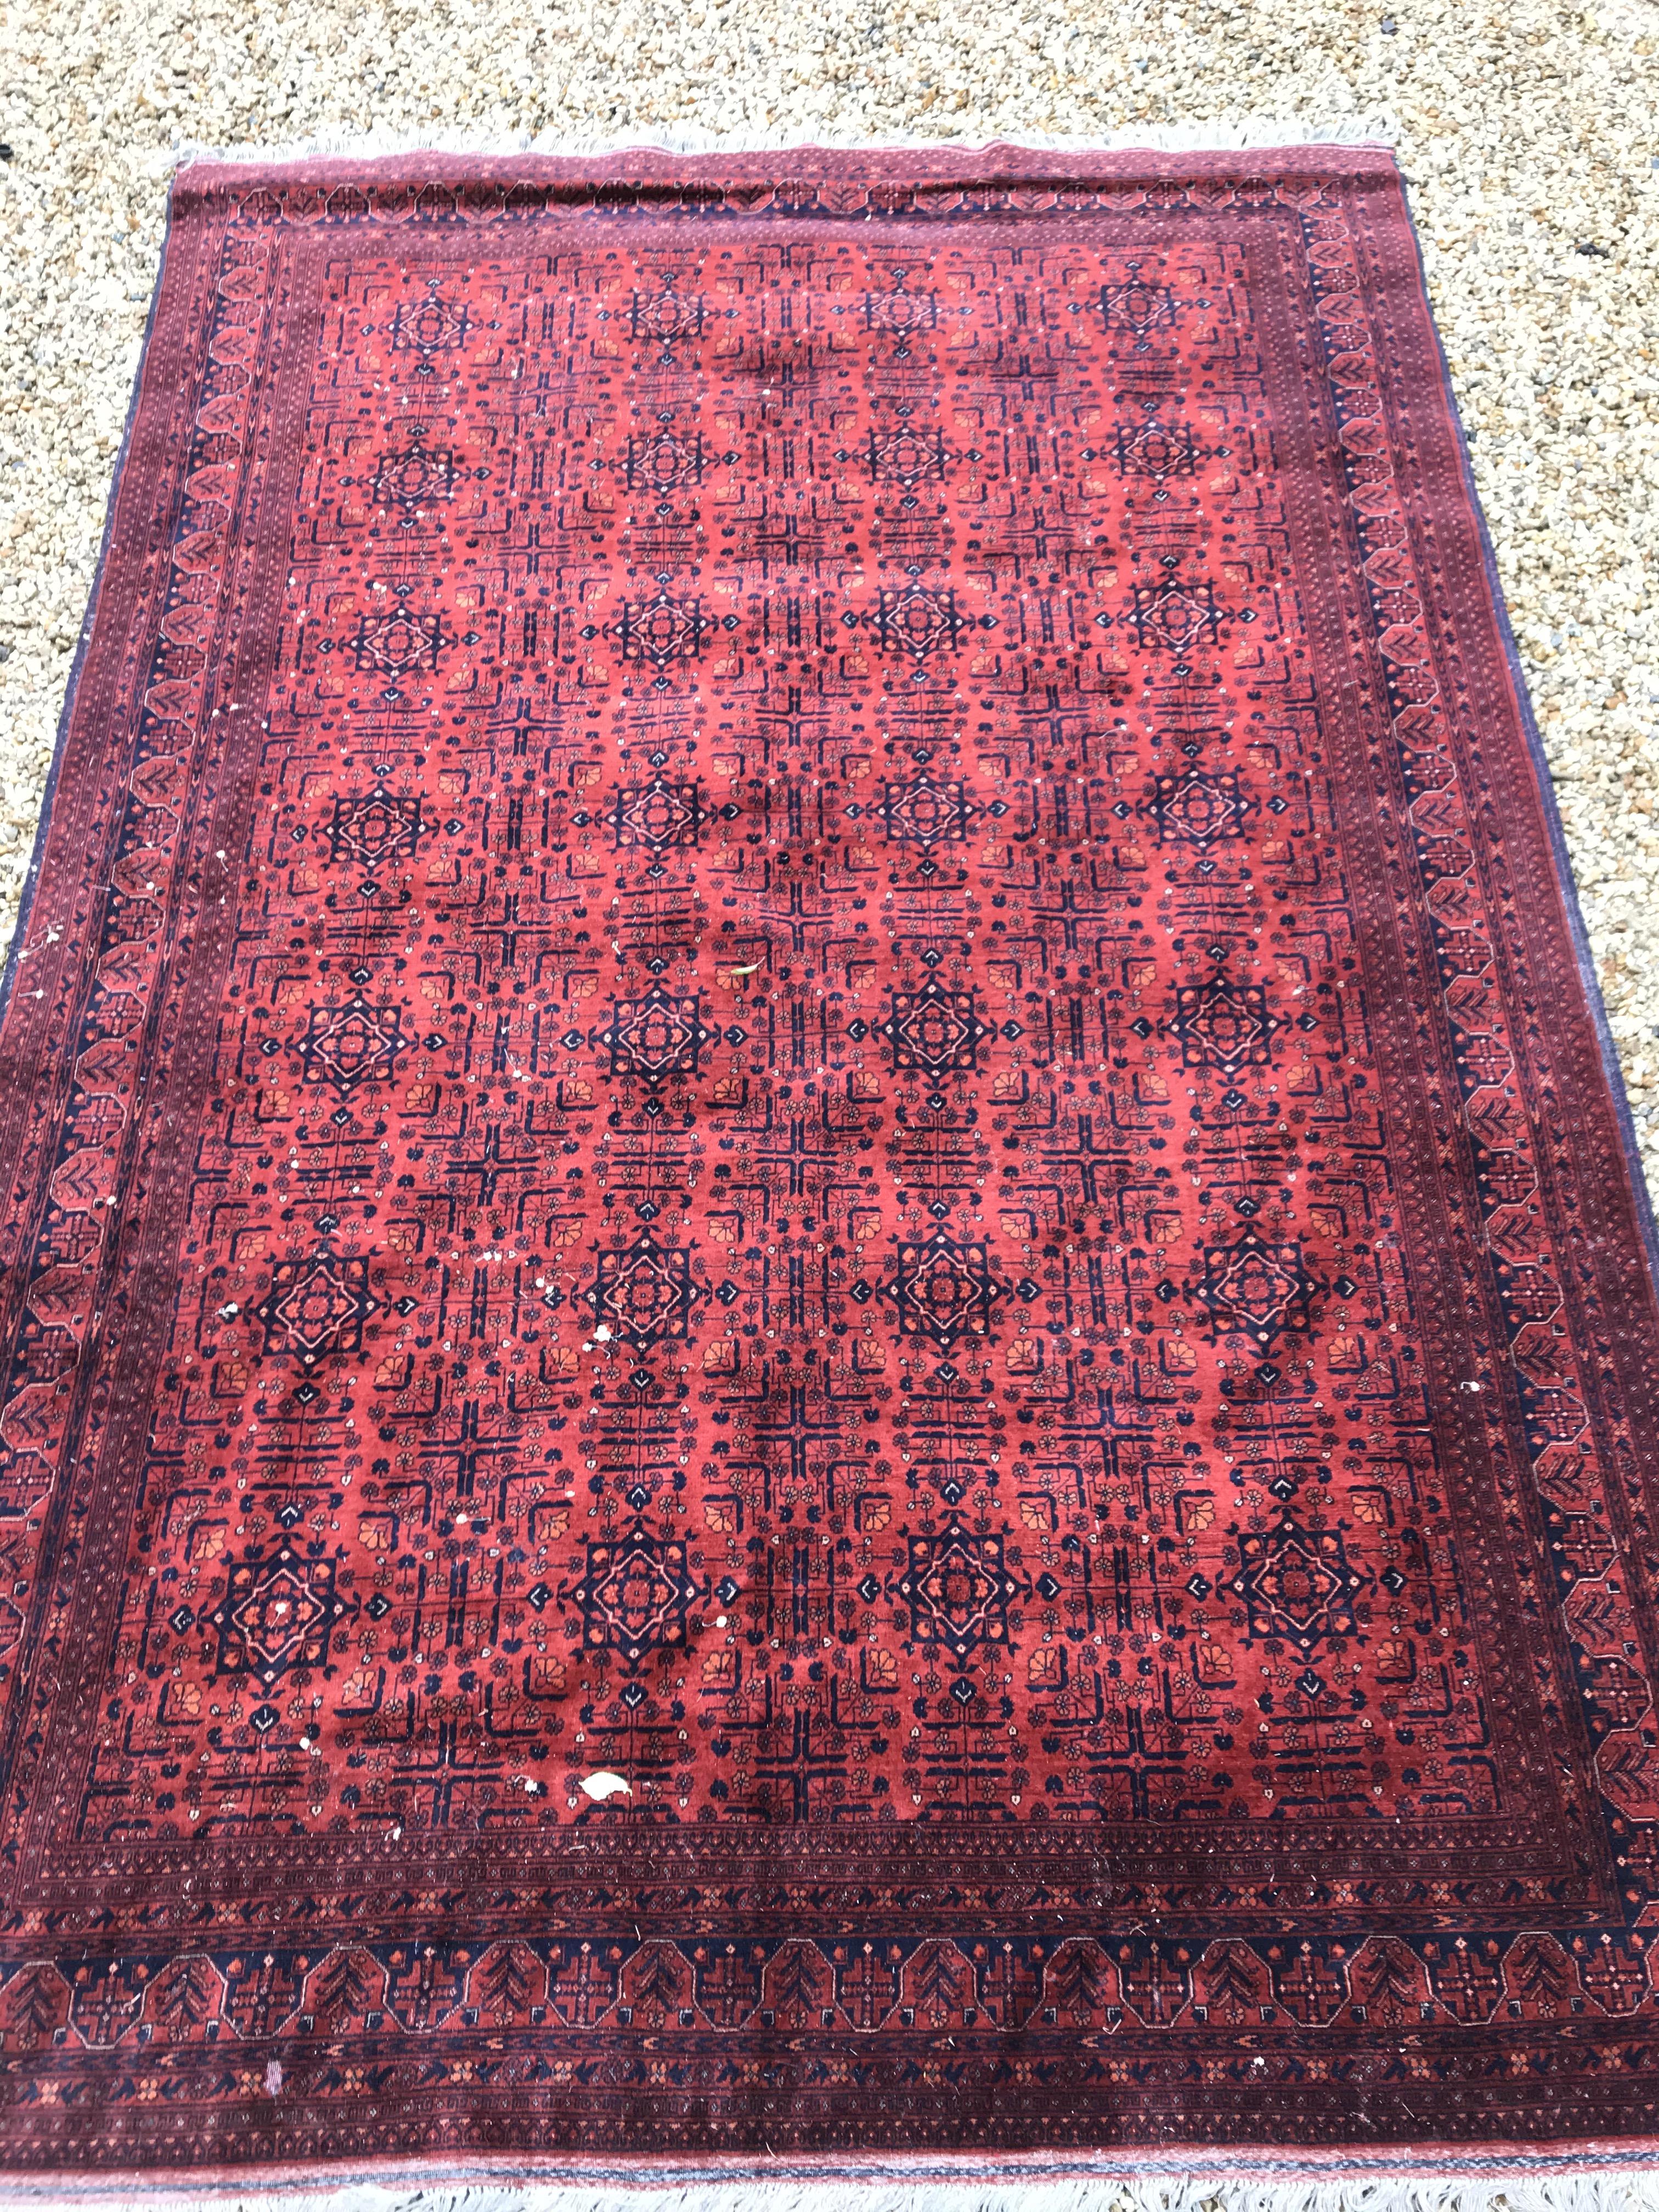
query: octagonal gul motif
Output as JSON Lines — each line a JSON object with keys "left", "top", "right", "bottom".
{"left": 325, "top": 787, "right": 427, "bottom": 867}
{"left": 625, "top": 425, "right": 707, "bottom": 492}
{"left": 629, "top": 287, "right": 706, "bottom": 346}
{"left": 389, "top": 282, "right": 471, "bottom": 355}
{"left": 1130, "top": 579, "right": 1223, "bottom": 656}
{"left": 879, "top": 979, "right": 990, "bottom": 1080}
{"left": 1150, "top": 766, "right": 1252, "bottom": 847}
{"left": 1097, "top": 269, "right": 1180, "bottom": 335}
{"left": 594, "top": 984, "right": 714, "bottom": 1091}
{"left": 881, "top": 1229, "right": 1009, "bottom": 1348}
{"left": 254, "top": 1248, "right": 379, "bottom": 1368}
{"left": 298, "top": 995, "right": 410, "bottom": 1094}
{"left": 565, "top": 1526, "right": 708, "bottom": 1668}
{"left": 1169, "top": 970, "right": 1280, "bottom": 1075}
{"left": 1197, "top": 1226, "right": 1317, "bottom": 1352}
{"left": 583, "top": 1235, "right": 709, "bottom": 1349}
{"left": 879, "top": 771, "right": 973, "bottom": 850}
{"left": 351, "top": 602, "right": 450, "bottom": 676}
{"left": 868, "top": 423, "right": 952, "bottom": 488}
{"left": 862, "top": 279, "right": 939, "bottom": 338}
{"left": 872, "top": 580, "right": 969, "bottom": 663}
{"left": 610, "top": 776, "right": 705, "bottom": 851}
{"left": 1114, "top": 409, "right": 1200, "bottom": 480}
{"left": 899, "top": 1523, "right": 1023, "bottom": 1662}
{"left": 211, "top": 1549, "right": 341, "bottom": 1685}
{"left": 1229, "top": 1520, "right": 1369, "bottom": 1655}
{"left": 370, "top": 437, "right": 457, "bottom": 515}
{"left": 618, "top": 587, "right": 707, "bottom": 669}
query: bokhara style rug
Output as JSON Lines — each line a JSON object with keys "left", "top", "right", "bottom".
{"left": 2, "top": 138, "right": 1658, "bottom": 2191}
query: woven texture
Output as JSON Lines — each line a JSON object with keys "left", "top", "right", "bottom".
{"left": 1, "top": 144, "right": 1657, "bottom": 2178}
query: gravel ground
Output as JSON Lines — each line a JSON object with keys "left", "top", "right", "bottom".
{"left": 0, "top": 0, "right": 1655, "bottom": 1194}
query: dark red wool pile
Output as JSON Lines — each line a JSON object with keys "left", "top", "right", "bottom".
{"left": 1, "top": 143, "right": 1656, "bottom": 2186}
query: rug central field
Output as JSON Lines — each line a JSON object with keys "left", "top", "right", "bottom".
{"left": 2, "top": 142, "right": 1658, "bottom": 2181}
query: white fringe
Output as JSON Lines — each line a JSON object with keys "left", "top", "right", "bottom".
{"left": 6, "top": 2171, "right": 1656, "bottom": 2212}
{"left": 170, "top": 109, "right": 1396, "bottom": 171}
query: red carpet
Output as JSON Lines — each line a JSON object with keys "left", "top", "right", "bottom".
{"left": 2, "top": 141, "right": 1657, "bottom": 2183}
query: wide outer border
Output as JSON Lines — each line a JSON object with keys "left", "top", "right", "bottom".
{"left": 3, "top": 139, "right": 1658, "bottom": 2186}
